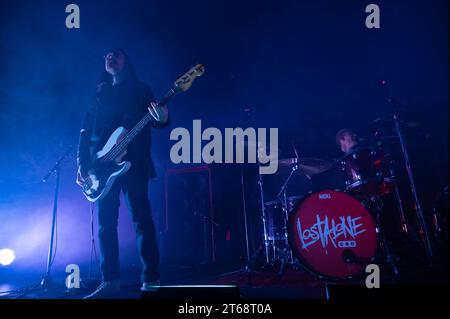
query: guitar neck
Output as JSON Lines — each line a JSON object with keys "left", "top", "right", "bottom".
{"left": 113, "top": 87, "right": 179, "bottom": 156}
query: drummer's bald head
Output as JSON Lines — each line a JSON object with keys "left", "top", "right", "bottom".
{"left": 335, "top": 129, "right": 358, "bottom": 145}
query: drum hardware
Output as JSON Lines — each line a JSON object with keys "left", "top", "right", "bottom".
{"left": 276, "top": 157, "right": 332, "bottom": 177}
{"left": 256, "top": 153, "right": 333, "bottom": 273}
{"left": 241, "top": 163, "right": 251, "bottom": 268}
{"left": 340, "top": 147, "right": 394, "bottom": 197}
{"left": 341, "top": 155, "right": 402, "bottom": 278}
{"left": 431, "top": 186, "right": 448, "bottom": 237}
{"left": 370, "top": 196, "right": 401, "bottom": 277}
{"left": 258, "top": 163, "right": 272, "bottom": 265}
{"left": 274, "top": 163, "right": 297, "bottom": 272}
{"left": 369, "top": 115, "right": 419, "bottom": 130}
{"left": 389, "top": 166, "right": 409, "bottom": 235}
{"left": 348, "top": 134, "right": 408, "bottom": 238}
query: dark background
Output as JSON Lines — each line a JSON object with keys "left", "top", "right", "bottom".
{"left": 0, "top": 0, "right": 448, "bottom": 284}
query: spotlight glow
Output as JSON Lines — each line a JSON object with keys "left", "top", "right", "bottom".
{"left": 0, "top": 249, "right": 16, "bottom": 266}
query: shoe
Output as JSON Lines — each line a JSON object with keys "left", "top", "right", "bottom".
{"left": 140, "top": 280, "right": 161, "bottom": 292}
{"left": 83, "top": 279, "right": 120, "bottom": 299}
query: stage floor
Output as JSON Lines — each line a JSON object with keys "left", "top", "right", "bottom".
{"left": 1, "top": 262, "right": 446, "bottom": 299}
{"left": 0, "top": 267, "right": 332, "bottom": 299}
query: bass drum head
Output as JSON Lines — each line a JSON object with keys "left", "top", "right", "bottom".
{"left": 288, "top": 190, "right": 377, "bottom": 279}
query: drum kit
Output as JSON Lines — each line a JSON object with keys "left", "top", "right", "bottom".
{"left": 249, "top": 117, "right": 433, "bottom": 280}
{"left": 227, "top": 84, "right": 437, "bottom": 281}
{"left": 254, "top": 150, "right": 385, "bottom": 279}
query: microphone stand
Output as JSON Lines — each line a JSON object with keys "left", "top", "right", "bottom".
{"left": 219, "top": 163, "right": 260, "bottom": 283}
{"left": 379, "top": 83, "right": 433, "bottom": 260}
{"left": 40, "top": 144, "right": 74, "bottom": 289}
{"left": 219, "top": 107, "right": 261, "bottom": 282}
{"left": 5, "top": 145, "right": 75, "bottom": 298}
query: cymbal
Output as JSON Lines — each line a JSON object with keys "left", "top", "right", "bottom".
{"left": 276, "top": 157, "right": 332, "bottom": 176}
{"left": 369, "top": 116, "right": 419, "bottom": 129}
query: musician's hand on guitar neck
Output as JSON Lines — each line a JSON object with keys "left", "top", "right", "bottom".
{"left": 148, "top": 102, "right": 169, "bottom": 124}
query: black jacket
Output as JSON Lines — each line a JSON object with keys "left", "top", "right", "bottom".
{"left": 77, "top": 79, "right": 168, "bottom": 178}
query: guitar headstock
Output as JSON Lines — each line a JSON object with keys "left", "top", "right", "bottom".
{"left": 174, "top": 64, "right": 205, "bottom": 92}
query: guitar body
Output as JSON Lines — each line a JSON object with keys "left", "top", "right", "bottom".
{"left": 82, "top": 127, "right": 132, "bottom": 202}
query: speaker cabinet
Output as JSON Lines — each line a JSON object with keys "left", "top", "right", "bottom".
{"left": 162, "top": 166, "right": 216, "bottom": 270}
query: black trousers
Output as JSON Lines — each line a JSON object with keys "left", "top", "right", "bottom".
{"left": 97, "top": 166, "right": 160, "bottom": 283}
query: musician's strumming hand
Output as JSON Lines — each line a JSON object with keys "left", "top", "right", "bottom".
{"left": 76, "top": 166, "right": 90, "bottom": 187}
{"left": 148, "top": 102, "right": 169, "bottom": 124}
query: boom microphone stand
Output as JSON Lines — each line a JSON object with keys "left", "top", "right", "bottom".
{"left": 219, "top": 108, "right": 261, "bottom": 282}
{"left": 2, "top": 145, "right": 75, "bottom": 298}
{"left": 378, "top": 81, "right": 433, "bottom": 260}
{"left": 40, "top": 144, "right": 74, "bottom": 289}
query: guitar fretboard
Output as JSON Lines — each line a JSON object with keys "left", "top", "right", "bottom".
{"left": 102, "top": 87, "right": 178, "bottom": 162}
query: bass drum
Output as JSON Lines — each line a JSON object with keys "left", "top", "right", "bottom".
{"left": 288, "top": 190, "right": 378, "bottom": 279}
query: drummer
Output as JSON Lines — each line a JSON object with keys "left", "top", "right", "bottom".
{"left": 335, "top": 129, "right": 359, "bottom": 154}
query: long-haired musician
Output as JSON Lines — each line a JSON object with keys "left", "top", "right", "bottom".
{"left": 76, "top": 49, "right": 168, "bottom": 298}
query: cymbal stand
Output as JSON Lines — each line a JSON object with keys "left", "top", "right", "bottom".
{"left": 257, "top": 164, "right": 271, "bottom": 265}
{"left": 274, "top": 164, "right": 297, "bottom": 276}
{"left": 277, "top": 163, "right": 298, "bottom": 247}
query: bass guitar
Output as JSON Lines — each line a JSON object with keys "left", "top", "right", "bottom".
{"left": 79, "top": 64, "right": 205, "bottom": 202}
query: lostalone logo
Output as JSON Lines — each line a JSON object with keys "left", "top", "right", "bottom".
{"left": 296, "top": 215, "right": 366, "bottom": 250}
